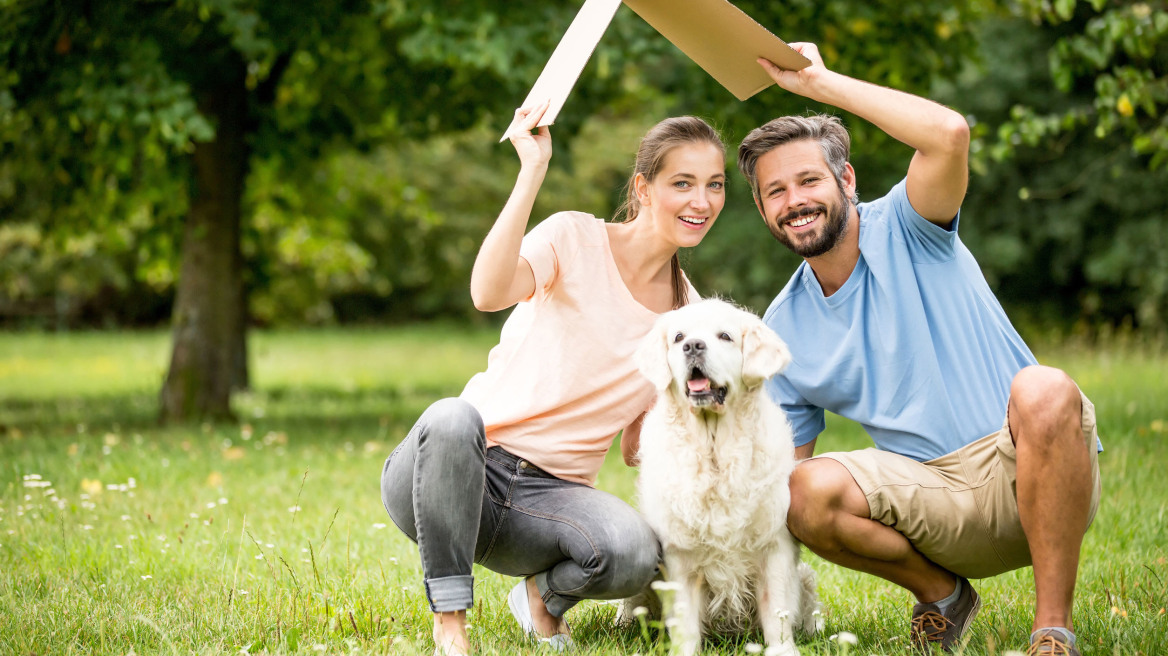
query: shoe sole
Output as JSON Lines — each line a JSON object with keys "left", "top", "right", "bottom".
{"left": 953, "top": 592, "right": 983, "bottom": 649}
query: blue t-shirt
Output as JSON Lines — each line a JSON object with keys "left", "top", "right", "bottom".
{"left": 763, "top": 179, "right": 1038, "bottom": 461}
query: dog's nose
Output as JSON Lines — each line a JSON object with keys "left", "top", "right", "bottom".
{"left": 683, "top": 339, "right": 706, "bottom": 356}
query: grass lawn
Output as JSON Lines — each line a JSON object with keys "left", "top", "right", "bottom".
{"left": 0, "top": 326, "right": 1165, "bottom": 655}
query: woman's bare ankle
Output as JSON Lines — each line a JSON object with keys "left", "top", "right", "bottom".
{"left": 525, "top": 577, "right": 570, "bottom": 637}
{"left": 432, "top": 610, "right": 470, "bottom": 655}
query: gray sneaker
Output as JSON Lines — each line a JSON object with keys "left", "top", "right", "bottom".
{"left": 910, "top": 577, "right": 981, "bottom": 652}
{"left": 1026, "top": 629, "right": 1081, "bottom": 656}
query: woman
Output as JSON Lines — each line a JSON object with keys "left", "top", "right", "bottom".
{"left": 380, "top": 102, "right": 727, "bottom": 655}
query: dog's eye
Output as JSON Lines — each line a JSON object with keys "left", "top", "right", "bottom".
{"left": 718, "top": 332, "right": 733, "bottom": 342}
{"left": 673, "top": 332, "right": 685, "bottom": 343}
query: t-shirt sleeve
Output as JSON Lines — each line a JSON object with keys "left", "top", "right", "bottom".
{"left": 886, "top": 178, "right": 961, "bottom": 263}
{"left": 766, "top": 373, "right": 825, "bottom": 448}
{"left": 518, "top": 214, "right": 570, "bottom": 302}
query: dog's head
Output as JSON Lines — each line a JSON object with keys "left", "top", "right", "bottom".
{"left": 636, "top": 299, "right": 791, "bottom": 414}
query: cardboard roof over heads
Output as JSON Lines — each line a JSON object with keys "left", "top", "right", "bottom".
{"left": 501, "top": 0, "right": 810, "bottom": 141}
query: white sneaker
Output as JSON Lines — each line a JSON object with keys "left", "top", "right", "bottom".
{"left": 506, "top": 579, "right": 573, "bottom": 651}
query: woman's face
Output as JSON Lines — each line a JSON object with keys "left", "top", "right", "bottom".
{"left": 636, "top": 142, "right": 726, "bottom": 249}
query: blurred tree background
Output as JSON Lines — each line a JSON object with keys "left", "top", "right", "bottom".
{"left": 1, "top": 0, "right": 1165, "bottom": 419}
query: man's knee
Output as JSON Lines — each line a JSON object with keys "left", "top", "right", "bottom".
{"left": 1010, "top": 366, "right": 1083, "bottom": 448}
{"left": 1011, "top": 366, "right": 1078, "bottom": 415}
{"left": 787, "top": 458, "right": 866, "bottom": 545}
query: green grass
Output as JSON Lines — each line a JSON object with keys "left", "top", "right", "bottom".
{"left": 0, "top": 327, "right": 1165, "bottom": 655}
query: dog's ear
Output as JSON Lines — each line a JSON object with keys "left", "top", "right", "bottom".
{"left": 635, "top": 318, "right": 673, "bottom": 391}
{"left": 741, "top": 320, "right": 791, "bottom": 387}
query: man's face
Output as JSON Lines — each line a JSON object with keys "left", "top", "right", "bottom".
{"left": 753, "top": 139, "right": 854, "bottom": 259}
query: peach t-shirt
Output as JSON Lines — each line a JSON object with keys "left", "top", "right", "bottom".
{"left": 460, "top": 211, "right": 698, "bottom": 486}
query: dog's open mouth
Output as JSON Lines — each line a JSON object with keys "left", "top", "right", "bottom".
{"left": 685, "top": 365, "right": 728, "bottom": 410}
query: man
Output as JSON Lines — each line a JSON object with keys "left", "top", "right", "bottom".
{"left": 738, "top": 43, "right": 1102, "bottom": 655}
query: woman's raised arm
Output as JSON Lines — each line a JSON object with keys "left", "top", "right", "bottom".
{"left": 470, "top": 101, "right": 553, "bottom": 312}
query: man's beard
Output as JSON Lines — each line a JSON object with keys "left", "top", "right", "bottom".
{"left": 766, "top": 183, "right": 850, "bottom": 258}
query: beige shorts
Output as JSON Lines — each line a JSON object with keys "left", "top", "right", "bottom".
{"left": 817, "top": 391, "right": 1102, "bottom": 580}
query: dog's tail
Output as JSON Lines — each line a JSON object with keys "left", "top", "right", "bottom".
{"left": 797, "top": 562, "right": 823, "bottom": 635}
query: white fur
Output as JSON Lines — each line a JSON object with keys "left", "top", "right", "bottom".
{"left": 632, "top": 299, "right": 819, "bottom": 656}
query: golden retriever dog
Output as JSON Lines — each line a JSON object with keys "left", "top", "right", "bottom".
{"left": 630, "top": 299, "right": 818, "bottom": 656}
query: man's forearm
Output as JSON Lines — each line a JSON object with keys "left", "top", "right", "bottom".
{"left": 782, "top": 64, "right": 967, "bottom": 163}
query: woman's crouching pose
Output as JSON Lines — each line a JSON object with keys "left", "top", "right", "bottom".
{"left": 380, "top": 103, "right": 728, "bottom": 655}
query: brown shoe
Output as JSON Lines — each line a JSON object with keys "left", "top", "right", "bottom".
{"left": 910, "top": 577, "right": 981, "bottom": 652}
{"left": 1026, "top": 629, "right": 1081, "bottom": 656}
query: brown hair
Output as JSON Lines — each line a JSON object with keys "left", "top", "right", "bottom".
{"left": 737, "top": 114, "right": 858, "bottom": 204}
{"left": 615, "top": 116, "right": 725, "bottom": 310}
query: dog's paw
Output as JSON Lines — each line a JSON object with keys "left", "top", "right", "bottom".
{"left": 614, "top": 591, "right": 662, "bottom": 627}
{"left": 796, "top": 562, "right": 822, "bottom": 635}
{"left": 613, "top": 598, "right": 636, "bottom": 628}
{"left": 802, "top": 608, "right": 824, "bottom": 635}
{"left": 762, "top": 640, "right": 800, "bottom": 656}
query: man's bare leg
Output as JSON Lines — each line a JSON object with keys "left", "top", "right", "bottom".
{"left": 787, "top": 459, "right": 956, "bottom": 602}
{"left": 1009, "top": 365, "right": 1093, "bottom": 634}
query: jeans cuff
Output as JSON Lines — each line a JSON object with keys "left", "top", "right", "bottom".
{"left": 425, "top": 575, "right": 474, "bottom": 612}
{"left": 535, "top": 571, "right": 578, "bottom": 617}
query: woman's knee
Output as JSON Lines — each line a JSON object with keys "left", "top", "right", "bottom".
{"left": 619, "top": 520, "right": 661, "bottom": 582}
{"left": 381, "top": 398, "right": 485, "bottom": 536}
{"left": 588, "top": 512, "right": 660, "bottom": 596}
{"left": 419, "top": 398, "right": 485, "bottom": 454}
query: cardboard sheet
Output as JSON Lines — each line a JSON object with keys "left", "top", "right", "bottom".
{"left": 499, "top": 0, "right": 623, "bottom": 141}
{"left": 623, "top": 0, "right": 810, "bottom": 101}
{"left": 501, "top": 0, "right": 810, "bottom": 141}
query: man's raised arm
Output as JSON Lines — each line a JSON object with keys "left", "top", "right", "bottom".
{"left": 759, "top": 45, "right": 969, "bottom": 226}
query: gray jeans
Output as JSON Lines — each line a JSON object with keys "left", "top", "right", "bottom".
{"left": 380, "top": 397, "right": 659, "bottom": 615}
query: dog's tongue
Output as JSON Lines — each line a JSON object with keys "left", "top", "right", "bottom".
{"left": 687, "top": 378, "right": 711, "bottom": 393}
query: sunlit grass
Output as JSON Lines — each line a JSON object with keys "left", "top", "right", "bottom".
{"left": 0, "top": 327, "right": 1165, "bottom": 654}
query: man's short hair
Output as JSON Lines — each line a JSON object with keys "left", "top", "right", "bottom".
{"left": 737, "top": 114, "right": 858, "bottom": 203}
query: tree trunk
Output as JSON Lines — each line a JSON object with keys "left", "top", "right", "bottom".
{"left": 159, "top": 77, "right": 249, "bottom": 422}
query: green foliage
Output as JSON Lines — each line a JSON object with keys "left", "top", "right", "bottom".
{"left": 0, "top": 0, "right": 567, "bottom": 329}
{"left": 1003, "top": 0, "right": 1168, "bottom": 167}
{"left": 0, "top": 3, "right": 204, "bottom": 326}
{"left": 0, "top": 0, "right": 988, "bottom": 329}
{"left": 3, "top": 0, "right": 1162, "bottom": 331}
{"left": 943, "top": 16, "right": 1168, "bottom": 330}
{"left": 242, "top": 114, "right": 656, "bottom": 324}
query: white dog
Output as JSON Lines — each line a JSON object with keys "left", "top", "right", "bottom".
{"left": 630, "top": 299, "right": 818, "bottom": 656}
